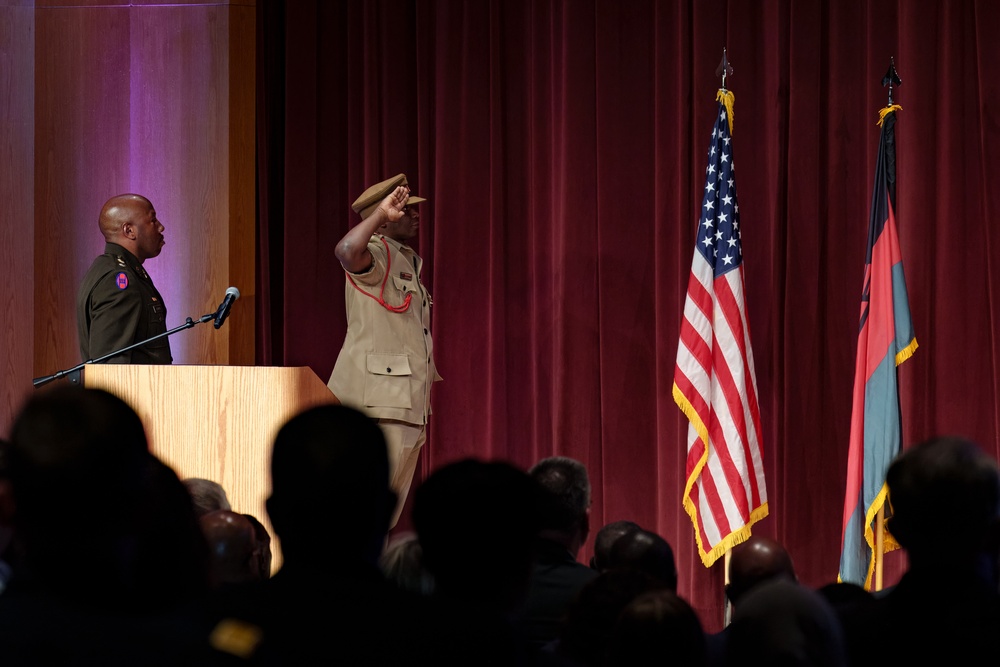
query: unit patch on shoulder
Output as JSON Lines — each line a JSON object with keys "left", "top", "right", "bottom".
{"left": 115, "top": 272, "right": 129, "bottom": 290}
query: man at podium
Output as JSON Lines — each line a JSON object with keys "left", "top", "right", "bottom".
{"left": 76, "top": 194, "right": 173, "bottom": 365}
{"left": 328, "top": 174, "right": 442, "bottom": 528}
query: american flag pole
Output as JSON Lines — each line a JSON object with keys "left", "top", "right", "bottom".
{"left": 717, "top": 50, "right": 734, "bottom": 628}
{"left": 674, "top": 53, "right": 767, "bottom": 584}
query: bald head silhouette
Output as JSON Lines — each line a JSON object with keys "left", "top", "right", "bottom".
{"left": 200, "top": 510, "right": 260, "bottom": 587}
{"left": 591, "top": 520, "right": 641, "bottom": 571}
{"left": 608, "top": 528, "right": 678, "bottom": 591}
{"left": 726, "top": 535, "right": 797, "bottom": 605}
{"left": 266, "top": 403, "right": 395, "bottom": 569}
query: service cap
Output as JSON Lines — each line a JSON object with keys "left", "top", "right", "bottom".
{"left": 352, "top": 173, "right": 426, "bottom": 220}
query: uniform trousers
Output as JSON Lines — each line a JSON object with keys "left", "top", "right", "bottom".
{"left": 378, "top": 419, "right": 426, "bottom": 528}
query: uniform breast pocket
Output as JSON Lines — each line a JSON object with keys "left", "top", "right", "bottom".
{"left": 391, "top": 274, "right": 416, "bottom": 297}
{"left": 148, "top": 302, "right": 166, "bottom": 325}
{"left": 145, "top": 301, "right": 169, "bottom": 350}
{"left": 364, "top": 353, "right": 413, "bottom": 409}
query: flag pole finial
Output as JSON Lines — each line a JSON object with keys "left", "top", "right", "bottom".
{"left": 882, "top": 57, "right": 902, "bottom": 106}
{"left": 716, "top": 48, "right": 734, "bottom": 92}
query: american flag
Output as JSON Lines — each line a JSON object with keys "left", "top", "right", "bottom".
{"left": 673, "top": 90, "right": 768, "bottom": 568}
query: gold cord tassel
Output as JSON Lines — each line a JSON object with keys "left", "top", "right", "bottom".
{"left": 877, "top": 103, "right": 902, "bottom": 127}
{"left": 717, "top": 89, "right": 735, "bottom": 136}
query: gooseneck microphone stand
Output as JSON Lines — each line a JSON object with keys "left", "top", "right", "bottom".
{"left": 32, "top": 310, "right": 219, "bottom": 388}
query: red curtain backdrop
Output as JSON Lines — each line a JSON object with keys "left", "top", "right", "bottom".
{"left": 256, "top": 0, "right": 1000, "bottom": 631}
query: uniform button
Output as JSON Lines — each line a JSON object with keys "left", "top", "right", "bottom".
{"left": 424, "top": 328, "right": 428, "bottom": 334}
{"left": 386, "top": 367, "right": 392, "bottom": 373}
{"left": 423, "top": 300, "right": 426, "bottom": 306}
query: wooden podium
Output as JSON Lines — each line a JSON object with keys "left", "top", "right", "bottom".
{"left": 82, "top": 364, "right": 338, "bottom": 572}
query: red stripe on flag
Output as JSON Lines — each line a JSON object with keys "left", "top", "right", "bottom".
{"left": 674, "top": 368, "right": 710, "bottom": 424}
{"left": 706, "top": 338, "right": 754, "bottom": 521}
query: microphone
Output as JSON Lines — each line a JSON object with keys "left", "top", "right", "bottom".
{"left": 213, "top": 286, "right": 240, "bottom": 329}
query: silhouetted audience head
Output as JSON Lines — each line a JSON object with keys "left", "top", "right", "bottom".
{"left": 6, "top": 386, "right": 209, "bottom": 608}
{"left": 837, "top": 437, "right": 1000, "bottom": 667}
{"left": 0, "top": 437, "right": 15, "bottom": 594}
{"left": 183, "top": 477, "right": 232, "bottom": 517}
{"left": 726, "top": 535, "right": 797, "bottom": 605}
{"left": 200, "top": 509, "right": 262, "bottom": 587}
{"left": 413, "top": 458, "right": 543, "bottom": 612}
{"left": 267, "top": 403, "right": 395, "bottom": 568}
{"left": 558, "top": 567, "right": 669, "bottom": 667}
{"left": 380, "top": 532, "right": 434, "bottom": 596}
{"left": 529, "top": 456, "right": 591, "bottom": 549}
{"left": 608, "top": 528, "right": 678, "bottom": 590}
{"left": 243, "top": 513, "right": 272, "bottom": 579}
{"left": 591, "top": 519, "right": 641, "bottom": 571}
{"left": 886, "top": 435, "right": 1000, "bottom": 568}
{"left": 725, "top": 579, "right": 846, "bottom": 667}
{"left": 607, "top": 589, "right": 707, "bottom": 667}
{"left": 817, "top": 581, "right": 876, "bottom": 621}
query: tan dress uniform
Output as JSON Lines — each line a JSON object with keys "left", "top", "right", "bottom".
{"left": 328, "top": 233, "right": 441, "bottom": 525}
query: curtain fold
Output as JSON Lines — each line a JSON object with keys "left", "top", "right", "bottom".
{"left": 257, "top": 0, "right": 1000, "bottom": 630}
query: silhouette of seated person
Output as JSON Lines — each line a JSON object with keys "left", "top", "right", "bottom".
{"left": 412, "top": 458, "right": 546, "bottom": 665}
{"left": 606, "top": 589, "right": 708, "bottom": 667}
{"left": 380, "top": 531, "right": 434, "bottom": 596}
{"left": 556, "top": 567, "right": 671, "bottom": 667}
{"left": 815, "top": 578, "right": 877, "bottom": 665}
{"left": 0, "top": 386, "right": 214, "bottom": 665}
{"left": 517, "top": 456, "right": 599, "bottom": 651}
{"left": 589, "top": 519, "right": 640, "bottom": 572}
{"left": 0, "top": 437, "right": 20, "bottom": 596}
{"left": 205, "top": 403, "right": 428, "bottom": 664}
{"left": 242, "top": 513, "right": 272, "bottom": 580}
{"left": 842, "top": 435, "right": 1000, "bottom": 666}
{"left": 707, "top": 535, "right": 798, "bottom": 666}
{"left": 184, "top": 477, "right": 233, "bottom": 517}
{"left": 724, "top": 579, "right": 846, "bottom": 667}
{"left": 725, "top": 535, "right": 797, "bottom": 605}
{"left": 606, "top": 527, "right": 678, "bottom": 590}
{"left": 200, "top": 510, "right": 264, "bottom": 589}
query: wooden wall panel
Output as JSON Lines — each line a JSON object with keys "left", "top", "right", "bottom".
{"left": 130, "top": 5, "right": 234, "bottom": 364}
{"left": 0, "top": 4, "right": 36, "bottom": 435}
{"left": 30, "top": 1, "right": 255, "bottom": 382}
{"left": 34, "top": 6, "right": 132, "bottom": 381}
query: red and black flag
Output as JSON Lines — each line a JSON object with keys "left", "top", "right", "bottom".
{"left": 838, "top": 104, "right": 917, "bottom": 588}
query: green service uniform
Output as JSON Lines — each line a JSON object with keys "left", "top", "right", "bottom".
{"left": 76, "top": 242, "right": 172, "bottom": 364}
